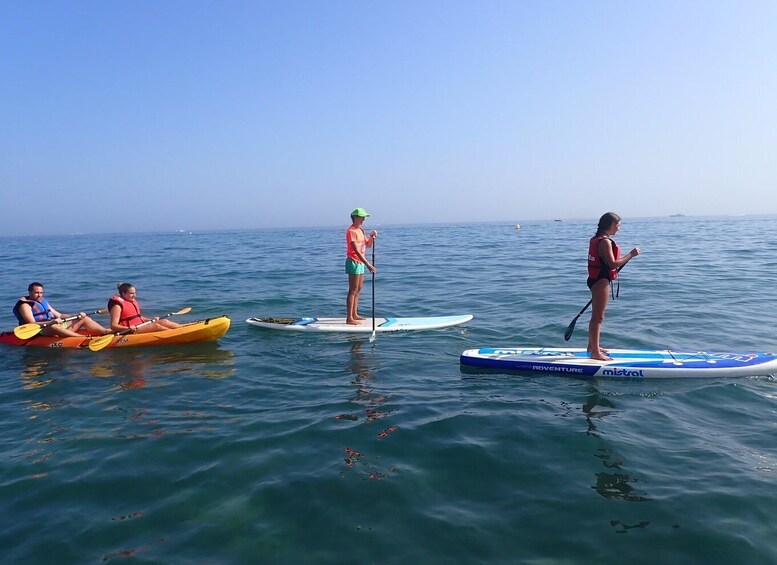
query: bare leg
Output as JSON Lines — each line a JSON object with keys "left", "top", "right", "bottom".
{"left": 41, "top": 324, "right": 85, "bottom": 338}
{"left": 347, "top": 273, "right": 363, "bottom": 324}
{"left": 353, "top": 276, "right": 365, "bottom": 319}
{"left": 70, "top": 316, "right": 110, "bottom": 335}
{"left": 135, "top": 321, "right": 180, "bottom": 333}
{"left": 588, "top": 280, "right": 612, "bottom": 361}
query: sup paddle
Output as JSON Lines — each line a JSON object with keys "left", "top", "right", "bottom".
{"left": 88, "top": 307, "right": 191, "bottom": 352}
{"left": 563, "top": 300, "right": 592, "bottom": 341}
{"left": 370, "top": 238, "right": 377, "bottom": 342}
{"left": 13, "top": 309, "right": 109, "bottom": 340}
{"left": 564, "top": 265, "right": 625, "bottom": 341}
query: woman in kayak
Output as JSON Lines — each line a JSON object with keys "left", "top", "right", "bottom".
{"left": 108, "top": 283, "right": 181, "bottom": 333}
{"left": 587, "top": 212, "right": 640, "bottom": 360}
{"left": 346, "top": 208, "right": 377, "bottom": 325}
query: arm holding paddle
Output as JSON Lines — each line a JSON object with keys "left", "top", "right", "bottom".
{"left": 351, "top": 231, "right": 377, "bottom": 273}
{"left": 14, "top": 309, "right": 109, "bottom": 339}
{"left": 90, "top": 307, "right": 192, "bottom": 351}
{"left": 108, "top": 303, "right": 176, "bottom": 333}
{"left": 600, "top": 240, "right": 640, "bottom": 272}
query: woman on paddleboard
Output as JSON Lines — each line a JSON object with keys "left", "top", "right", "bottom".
{"left": 108, "top": 283, "right": 182, "bottom": 333}
{"left": 345, "top": 208, "right": 377, "bottom": 325}
{"left": 587, "top": 212, "right": 640, "bottom": 361}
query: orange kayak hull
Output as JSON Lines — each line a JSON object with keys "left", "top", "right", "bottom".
{"left": 0, "top": 316, "right": 230, "bottom": 349}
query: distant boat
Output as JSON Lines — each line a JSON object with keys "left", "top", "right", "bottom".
{"left": 554, "top": 219, "right": 562, "bottom": 222}
{"left": 515, "top": 224, "right": 521, "bottom": 230}
{"left": 669, "top": 213, "right": 685, "bottom": 218}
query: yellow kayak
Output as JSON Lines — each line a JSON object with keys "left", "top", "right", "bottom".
{"left": 0, "top": 316, "right": 230, "bottom": 349}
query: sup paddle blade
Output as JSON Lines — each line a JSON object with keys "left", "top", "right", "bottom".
{"left": 563, "top": 318, "right": 578, "bottom": 341}
{"left": 564, "top": 299, "right": 592, "bottom": 341}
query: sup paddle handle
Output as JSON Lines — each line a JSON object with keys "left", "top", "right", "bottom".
{"left": 370, "top": 237, "right": 376, "bottom": 341}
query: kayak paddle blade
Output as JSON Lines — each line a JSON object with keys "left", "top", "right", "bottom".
{"left": 13, "top": 323, "right": 43, "bottom": 340}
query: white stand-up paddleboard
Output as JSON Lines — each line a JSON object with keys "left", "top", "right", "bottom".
{"left": 460, "top": 347, "right": 777, "bottom": 378}
{"left": 247, "top": 314, "right": 473, "bottom": 333}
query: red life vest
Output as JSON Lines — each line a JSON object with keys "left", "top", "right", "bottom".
{"left": 588, "top": 235, "right": 620, "bottom": 281}
{"left": 108, "top": 294, "right": 143, "bottom": 327}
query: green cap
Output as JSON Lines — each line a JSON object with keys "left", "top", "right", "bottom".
{"left": 351, "top": 207, "right": 370, "bottom": 218}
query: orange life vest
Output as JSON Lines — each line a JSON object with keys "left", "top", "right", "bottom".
{"left": 108, "top": 294, "right": 143, "bottom": 327}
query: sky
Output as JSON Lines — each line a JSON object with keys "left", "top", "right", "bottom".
{"left": 2, "top": 1, "right": 776, "bottom": 236}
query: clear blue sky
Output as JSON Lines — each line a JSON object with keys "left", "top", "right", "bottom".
{"left": 2, "top": 1, "right": 776, "bottom": 235}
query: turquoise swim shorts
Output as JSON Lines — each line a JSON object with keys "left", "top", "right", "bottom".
{"left": 345, "top": 258, "right": 365, "bottom": 275}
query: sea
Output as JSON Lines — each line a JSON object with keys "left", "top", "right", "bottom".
{"left": 2, "top": 216, "right": 777, "bottom": 564}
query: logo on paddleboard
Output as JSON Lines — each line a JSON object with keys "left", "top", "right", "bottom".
{"left": 601, "top": 368, "right": 645, "bottom": 377}
{"left": 530, "top": 365, "right": 584, "bottom": 373}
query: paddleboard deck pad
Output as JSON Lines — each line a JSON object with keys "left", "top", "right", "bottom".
{"left": 247, "top": 314, "right": 473, "bottom": 333}
{"left": 460, "top": 347, "right": 777, "bottom": 378}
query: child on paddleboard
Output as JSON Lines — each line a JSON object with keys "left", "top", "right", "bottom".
{"left": 345, "top": 208, "right": 377, "bottom": 325}
{"left": 587, "top": 212, "right": 640, "bottom": 360}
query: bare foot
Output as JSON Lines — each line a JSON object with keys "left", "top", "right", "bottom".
{"left": 346, "top": 319, "right": 360, "bottom": 325}
{"left": 591, "top": 352, "right": 613, "bottom": 361}
{"left": 354, "top": 315, "right": 366, "bottom": 320}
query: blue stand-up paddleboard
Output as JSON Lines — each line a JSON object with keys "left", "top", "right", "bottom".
{"left": 247, "top": 314, "right": 473, "bottom": 333}
{"left": 460, "top": 347, "right": 777, "bottom": 378}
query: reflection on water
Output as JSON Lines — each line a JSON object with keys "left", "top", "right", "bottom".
{"left": 18, "top": 350, "right": 58, "bottom": 389}
{"left": 584, "top": 388, "right": 650, "bottom": 499}
{"left": 582, "top": 386, "right": 652, "bottom": 534}
{"left": 609, "top": 520, "right": 651, "bottom": 534}
{"left": 102, "top": 537, "right": 166, "bottom": 562}
{"left": 582, "top": 388, "right": 617, "bottom": 437}
{"left": 18, "top": 344, "right": 235, "bottom": 389}
{"left": 338, "top": 338, "right": 398, "bottom": 480}
{"left": 11, "top": 344, "right": 237, "bottom": 475}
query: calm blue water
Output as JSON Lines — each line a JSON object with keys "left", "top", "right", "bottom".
{"left": 2, "top": 217, "right": 777, "bottom": 563}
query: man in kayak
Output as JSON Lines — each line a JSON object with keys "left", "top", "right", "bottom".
{"left": 12, "top": 282, "right": 110, "bottom": 337}
{"left": 346, "top": 208, "right": 377, "bottom": 325}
